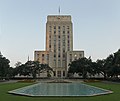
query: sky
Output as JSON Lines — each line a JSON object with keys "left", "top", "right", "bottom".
{"left": 0, "top": 0, "right": 120, "bottom": 67}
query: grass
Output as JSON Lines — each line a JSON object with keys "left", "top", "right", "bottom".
{"left": 0, "top": 81, "right": 120, "bottom": 101}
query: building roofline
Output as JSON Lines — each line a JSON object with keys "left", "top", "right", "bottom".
{"left": 47, "top": 15, "right": 71, "bottom": 16}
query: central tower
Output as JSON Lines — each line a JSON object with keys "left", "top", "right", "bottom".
{"left": 46, "top": 15, "right": 73, "bottom": 67}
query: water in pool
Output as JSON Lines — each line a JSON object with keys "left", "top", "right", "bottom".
{"left": 8, "top": 83, "right": 112, "bottom": 96}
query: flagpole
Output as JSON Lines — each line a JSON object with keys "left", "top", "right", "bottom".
{"left": 59, "top": 6, "right": 60, "bottom": 15}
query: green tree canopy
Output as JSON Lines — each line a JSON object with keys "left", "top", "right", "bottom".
{"left": 0, "top": 52, "right": 10, "bottom": 79}
{"left": 14, "top": 61, "right": 53, "bottom": 79}
{"left": 68, "top": 57, "right": 93, "bottom": 79}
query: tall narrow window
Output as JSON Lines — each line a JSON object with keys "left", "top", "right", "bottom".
{"left": 63, "top": 71, "right": 65, "bottom": 76}
{"left": 42, "top": 54, "right": 44, "bottom": 57}
{"left": 58, "top": 35, "right": 60, "bottom": 38}
{"left": 58, "top": 26, "right": 60, "bottom": 29}
{"left": 53, "top": 71, "right": 56, "bottom": 76}
{"left": 67, "top": 31, "right": 69, "bottom": 34}
{"left": 67, "top": 26, "right": 69, "bottom": 29}
{"left": 47, "top": 54, "right": 49, "bottom": 61}
{"left": 57, "top": 71, "right": 61, "bottom": 77}
{"left": 70, "top": 54, "right": 72, "bottom": 62}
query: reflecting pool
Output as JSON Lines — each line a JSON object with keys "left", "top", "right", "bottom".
{"left": 8, "top": 83, "right": 112, "bottom": 96}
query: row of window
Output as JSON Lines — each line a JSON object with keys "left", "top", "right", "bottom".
{"left": 49, "top": 26, "right": 70, "bottom": 30}
{"left": 49, "top": 34, "right": 70, "bottom": 38}
{"left": 69, "top": 54, "right": 83, "bottom": 62}
{"left": 49, "top": 41, "right": 70, "bottom": 49}
{"left": 51, "top": 30, "right": 70, "bottom": 34}
{"left": 53, "top": 60, "right": 66, "bottom": 69}
{"left": 53, "top": 71, "right": 66, "bottom": 77}
{"left": 54, "top": 54, "right": 65, "bottom": 58}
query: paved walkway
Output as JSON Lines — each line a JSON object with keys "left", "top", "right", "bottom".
{"left": 37, "top": 79, "right": 83, "bottom": 83}
{"left": 0, "top": 80, "right": 18, "bottom": 84}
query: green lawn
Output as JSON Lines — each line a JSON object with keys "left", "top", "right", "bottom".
{"left": 0, "top": 81, "right": 120, "bottom": 101}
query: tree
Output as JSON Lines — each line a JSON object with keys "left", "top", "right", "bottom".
{"left": 68, "top": 57, "right": 93, "bottom": 79}
{"left": 25, "top": 61, "right": 53, "bottom": 79}
{"left": 14, "top": 61, "right": 53, "bottom": 79}
{"left": 0, "top": 53, "right": 10, "bottom": 79}
{"left": 14, "top": 61, "right": 22, "bottom": 68}
{"left": 25, "top": 61, "right": 38, "bottom": 79}
{"left": 96, "top": 49, "right": 120, "bottom": 79}
{"left": 107, "top": 49, "right": 120, "bottom": 78}
{"left": 40, "top": 64, "right": 53, "bottom": 77}
{"left": 96, "top": 59, "right": 107, "bottom": 79}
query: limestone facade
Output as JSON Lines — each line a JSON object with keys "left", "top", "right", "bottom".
{"left": 34, "top": 15, "right": 84, "bottom": 77}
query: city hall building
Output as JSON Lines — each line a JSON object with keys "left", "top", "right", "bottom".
{"left": 34, "top": 15, "right": 84, "bottom": 78}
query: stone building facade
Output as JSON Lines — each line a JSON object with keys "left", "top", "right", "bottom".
{"left": 34, "top": 15, "right": 84, "bottom": 78}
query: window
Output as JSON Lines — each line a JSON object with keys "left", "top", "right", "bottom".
{"left": 53, "top": 71, "right": 56, "bottom": 76}
{"left": 58, "top": 41, "right": 60, "bottom": 45}
{"left": 63, "top": 42, "right": 65, "bottom": 46}
{"left": 37, "top": 54, "right": 39, "bottom": 61}
{"left": 54, "top": 59, "right": 56, "bottom": 66}
{"left": 58, "top": 35, "right": 60, "bottom": 38}
{"left": 49, "top": 26, "right": 52, "bottom": 33}
{"left": 79, "top": 54, "right": 82, "bottom": 57}
{"left": 49, "top": 45, "right": 51, "bottom": 48}
{"left": 58, "top": 54, "right": 60, "bottom": 57}
{"left": 42, "top": 54, "right": 44, "bottom": 57}
{"left": 58, "top": 48, "right": 60, "bottom": 51}
{"left": 63, "top": 54, "right": 65, "bottom": 58}
{"left": 57, "top": 71, "right": 61, "bottom": 77}
{"left": 63, "top": 35, "right": 65, "bottom": 40}
{"left": 54, "top": 40, "right": 56, "bottom": 46}
{"left": 37, "top": 54, "right": 39, "bottom": 57}
{"left": 63, "top": 48, "right": 65, "bottom": 52}
{"left": 70, "top": 54, "right": 72, "bottom": 62}
{"left": 68, "top": 35, "right": 69, "bottom": 38}
{"left": 67, "top": 26, "right": 69, "bottom": 29}
{"left": 58, "top": 30, "right": 60, "bottom": 34}
{"left": 42, "top": 54, "right": 44, "bottom": 62}
{"left": 37, "top": 58, "right": 39, "bottom": 61}
{"left": 54, "top": 26, "right": 56, "bottom": 29}
{"left": 49, "top": 26, "right": 51, "bottom": 30}
{"left": 63, "top": 26, "right": 65, "bottom": 30}
{"left": 63, "top": 71, "right": 65, "bottom": 76}
{"left": 54, "top": 49, "right": 56, "bottom": 53}
{"left": 68, "top": 40, "right": 69, "bottom": 44}
{"left": 62, "top": 61, "right": 65, "bottom": 67}
{"left": 47, "top": 54, "right": 49, "bottom": 60}
{"left": 54, "top": 46, "right": 56, "bottom": 50}
{"left": 74, "top": 54, "right": 77, "bottom": 60}
{"left": 49, "top": 40, "right": 51, "bottom": 43}
{"left": 54, "top": 40, "right": 56, "bottom": 43}
{"left": 58, "top": 60, "right": 61, "bottom": 67}
{"left": 54, "top": 54, "right": 56, "bottom": 58}
{"left": 58, "top": 26, "right": 60, "bottom": 29}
